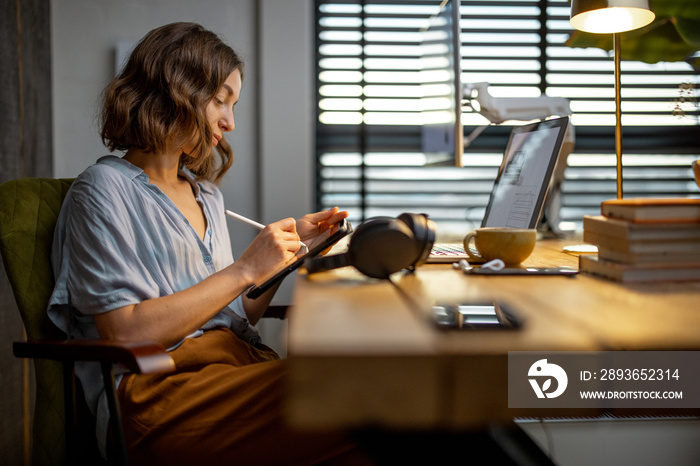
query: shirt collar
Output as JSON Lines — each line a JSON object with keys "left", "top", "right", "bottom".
{"left": 96, "top": 155, "right": 214, "bottom": 195}
{"left": 96, "top": 155, "right": 145, "bottom": 180}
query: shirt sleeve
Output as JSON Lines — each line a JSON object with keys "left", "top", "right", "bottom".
{"left": 59, "top": 177, "right": 161, "bottom": 315}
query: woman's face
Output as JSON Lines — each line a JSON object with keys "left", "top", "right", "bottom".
{"left": 206, "top": 68, "right": 242, "bottom": 147}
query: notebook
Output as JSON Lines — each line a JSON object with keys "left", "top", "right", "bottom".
{"left": 427, "top": 117, "right": 570, "bottom": 263}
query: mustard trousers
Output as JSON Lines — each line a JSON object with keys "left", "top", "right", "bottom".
{"left": 118, "top": 327, "right": 370, "bottom": 465}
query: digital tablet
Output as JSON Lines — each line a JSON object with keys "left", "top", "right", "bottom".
{"left": 246, "top": 219, "right": 352, "bottom": 299}
{"left": 482, "top": 116, "right": 569, "bottom": 229}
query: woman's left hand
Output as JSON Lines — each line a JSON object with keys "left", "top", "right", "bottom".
{"left": 296, "top": 206, "right": 349, "bottom": 248}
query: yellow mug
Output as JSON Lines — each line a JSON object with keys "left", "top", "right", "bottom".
{"left": 463, "top": 227, "right": 537, "bottom": 266}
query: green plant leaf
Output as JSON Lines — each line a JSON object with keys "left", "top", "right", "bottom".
{"left": 624, "top": 20, "right": 698, "bottom": 64}
{"left": 676, "top": 17, "right": 700, "bottom": 47}
{"left": 649, "top": 0, "right": 700, "bottom": 21}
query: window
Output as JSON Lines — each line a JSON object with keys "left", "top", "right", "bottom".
{"left": 315, "top": 0, "right": 700, "bottom": 235}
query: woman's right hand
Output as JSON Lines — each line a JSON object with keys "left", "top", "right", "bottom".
{"left": 232, "top": 217, "right": 302, "bottom": 285}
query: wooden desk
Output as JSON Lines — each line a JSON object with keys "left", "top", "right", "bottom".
{"left": 285, "top": 239, "right": 700, "bottom": 430}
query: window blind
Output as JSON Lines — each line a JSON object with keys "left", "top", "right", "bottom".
{"left": 315, "top": 0, "right": 700, "bottom": 235}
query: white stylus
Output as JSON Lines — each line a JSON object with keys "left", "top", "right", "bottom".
{"left": 225, "top": 210, "right": 308, "bottom": 253}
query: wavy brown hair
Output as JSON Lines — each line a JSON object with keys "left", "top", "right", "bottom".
{"left": 100, "top": 22, "right": 244, "bottom": 183}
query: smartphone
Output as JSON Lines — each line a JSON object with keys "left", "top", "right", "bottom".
{"left": 246, "top": 219, "right": 352, "bottom": 299}
{"left": 464, "top": 266, "right": 578, "bottom": 276}
{"left": 431, "top": 300, "right": 523, "bottom": 330}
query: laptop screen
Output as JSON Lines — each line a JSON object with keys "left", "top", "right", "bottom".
{"left": 481, "top": 116, "right": 570, "bottom": 230}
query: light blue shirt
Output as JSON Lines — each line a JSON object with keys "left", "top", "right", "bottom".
{"left": 48, "top": 155, "right": 259, "bottom": 457}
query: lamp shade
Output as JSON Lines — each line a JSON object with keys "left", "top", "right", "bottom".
{"left": 570, "top": 0, "right": 655, "bottom": 34}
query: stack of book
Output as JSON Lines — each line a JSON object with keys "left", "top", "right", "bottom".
{"left": 579, "top": 198, "right": 700, "bottom": 282}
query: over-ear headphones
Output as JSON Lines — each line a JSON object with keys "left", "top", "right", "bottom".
{"left": 305, "top": 213, "right": 436, "bottom": 279}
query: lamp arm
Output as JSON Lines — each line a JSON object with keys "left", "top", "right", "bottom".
{"left": 464, "top": 82, "right": 572, "bottom": 124}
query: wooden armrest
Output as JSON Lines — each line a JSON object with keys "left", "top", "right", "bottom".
{"left": 263, "top": 305, "right": 289, "bottom": 319}
{"left": 13, "top": 339, "right": 175, "bottom": 374}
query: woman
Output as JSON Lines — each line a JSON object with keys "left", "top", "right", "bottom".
{"left": 48, "top": 22, "right": 365, "bottom": 465}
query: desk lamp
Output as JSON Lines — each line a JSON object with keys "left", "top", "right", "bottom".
{"left": 570, "top": 0, "right": 655, "bottom": 199}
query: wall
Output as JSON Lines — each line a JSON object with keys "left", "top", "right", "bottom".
{"left": 0, "top": 1, "right": 53, "bottom": 464}
{"left": 258, "top": 0, "right": 314, "bottom": 225}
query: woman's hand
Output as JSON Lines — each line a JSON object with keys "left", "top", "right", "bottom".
{"left": 296, "top": 207, "right": 349, "bottom": 248}
{"left": 234, "top": 217, "right": 302, "bottom": 285}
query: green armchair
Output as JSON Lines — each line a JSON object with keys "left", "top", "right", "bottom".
{"left": 0, "top": 178, "right": 174, "bottom": 466}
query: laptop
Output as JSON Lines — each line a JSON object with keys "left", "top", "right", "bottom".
{"left": 428, "top": 117, "right": 570, "bottom": 263}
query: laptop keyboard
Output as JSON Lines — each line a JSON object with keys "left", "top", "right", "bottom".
{"left": 427, "top": 243, "right": 469, "bottom": 263}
